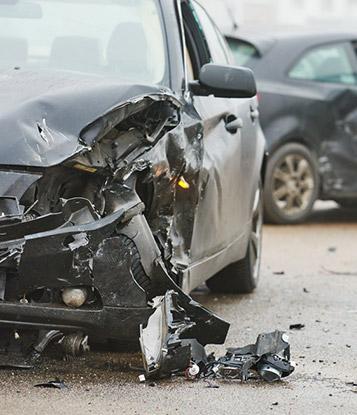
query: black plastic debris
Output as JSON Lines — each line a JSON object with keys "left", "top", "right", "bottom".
{"left": 139, "top": 290, "right": 229, "bottom": 379}
{"left": 204, "top": 331, "right": 295, "bottom": 382}
{"left": 34, "top": 379, "right": 67, "bottom": 390}
{"left": 289, "top": 324, "right": 305, "bottom": 330}
{"left": 204, "top": 379, "right": 220, "bottom": 389}
{"left": 140, "top": 291, "right": 295, "bottom": 383}
{"left": 323, "top": 267, "right": 357, "bottom": 276}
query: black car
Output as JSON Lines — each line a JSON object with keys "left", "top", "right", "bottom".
{"left": 227, "top": 32, "right": 357, "bottom": 224}
{"left": 0, "top": 0, "right": 265, "bottom": 359}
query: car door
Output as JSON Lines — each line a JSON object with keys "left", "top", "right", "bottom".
{"left": 181, "top": 1, "right": 260, "bottom": 288}
{"left": 330, "top": 40, "right": 357, "bottom": 196}
{"left": 289, "top": 40, "right": 357, "bottom": 197}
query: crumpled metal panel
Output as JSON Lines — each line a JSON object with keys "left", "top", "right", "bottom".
{"left": 0, "top": 170, "right": 41, "bottom": 200}
{"left": 0, "top": 70, "right": 176, "bottom": 166}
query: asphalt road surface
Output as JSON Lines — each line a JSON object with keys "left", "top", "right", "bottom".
{"left": 1, "top": 203, "right": 356, "bottom": 415}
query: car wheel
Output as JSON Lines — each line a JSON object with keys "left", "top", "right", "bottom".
{"left": 206, "top": 184, "right": 263, "bottom": 294}
{"left": 264, "top": 143, "right": 319, "bottom": 224}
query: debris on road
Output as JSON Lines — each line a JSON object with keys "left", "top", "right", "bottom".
{"left": 140, "top": 291, "right": 295, "bottom": 383}
{"left": 139, "top": 290, "right": 229, "bottom": 380}
{"left": 1, "top": 287, "right": 296, "bottom": 387}
{"left": 34, "top": 379, "right": 67, "bottom": 390}
{"left": 204, "top": 379, "right": 220, "bottom": 389}
{"left": 138, "top": 375, "right": 146, "bottom": 383}
{"left": 273, "top": 271, "right": 285, "bottom": 275}
{"left": 203, "top": 331, "right": 295, "bottom": 382}
{"left": 322, "top": 267, "right": 357, "bottom": 276}
{"left": 289, "top": 324, "right": 305, "bottom": 330}
{"left": 346, "top": 381, "right": 357, "bottom": 393}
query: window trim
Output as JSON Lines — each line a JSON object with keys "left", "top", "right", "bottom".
{"left": 191, "top": 0, "right": 231, "bottom": 65}
{"left": 182, "top": 2, "right": 211, "bottom": 66}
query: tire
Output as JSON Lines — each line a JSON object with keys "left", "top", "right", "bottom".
{"left": 264, "top": 143, "right": 319, "bottom": 224}
{"left": 206, "top": 184, "right": 263, "bottom": 294}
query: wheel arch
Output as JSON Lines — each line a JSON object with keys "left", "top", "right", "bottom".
{"left": 263, "top": 111, "right": 320, "bottom": 156}
{"left": 269, "top": 135, "right": 316, "bottom": 155}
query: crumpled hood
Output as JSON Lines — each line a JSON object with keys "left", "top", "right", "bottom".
{"left": 0, "top": 69, "right": 168, "bottom": 167}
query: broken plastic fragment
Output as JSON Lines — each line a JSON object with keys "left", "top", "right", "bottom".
{"left": 34, "top": 379, "right": 67, "bottom": 390}
{"left": 140, "top": 290, "right": 229, "bottom": 379}
{"left": 207, "top": 331, "right": 295, "bottom": 382}
{"left": 140, "top": 292, "right": 294, "bottom": 383}
{"left": 289, "top": 324, "right": 305, "bottom": 330}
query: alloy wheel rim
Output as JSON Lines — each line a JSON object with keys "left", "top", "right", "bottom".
{"left": 250, "top": 187, "right": 263, "bottom": 282}
{"left": 272, "top": 154, "right": 315, "bottom": 216}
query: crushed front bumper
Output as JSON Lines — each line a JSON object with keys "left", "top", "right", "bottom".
{"left": 0, "top": 192, "right": 157, "bottom": 342}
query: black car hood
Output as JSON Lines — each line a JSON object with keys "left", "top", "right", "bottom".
{"left": 0, "top": 70, "right": 170, "bottom": 167}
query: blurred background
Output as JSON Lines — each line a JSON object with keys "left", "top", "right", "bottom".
{"left": 201, "top": 0, "right": 357, "bottom": 34}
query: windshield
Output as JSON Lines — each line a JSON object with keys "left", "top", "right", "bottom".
{"left": 0, "top": 0, "right": 167, "bottom": 84}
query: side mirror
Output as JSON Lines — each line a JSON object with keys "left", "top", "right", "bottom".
{"left": 189, "top": 63, "right": 257, "bottom": 99}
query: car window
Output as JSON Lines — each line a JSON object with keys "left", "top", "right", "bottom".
{"left": 0, "top": 0, "right": 167, "bottom": 84}
{"left": 289, "top": 43, "right": 357, "bottom": 85}
{"left": 191, "top": 1, "right": 229, "bottom": 65}
{"left": 227, "top": 38, "right": 259, "bottom": 66}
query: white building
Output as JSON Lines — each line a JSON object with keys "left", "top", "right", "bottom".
{"left": 201, "top": 0, "right": 357, "bottom": 34}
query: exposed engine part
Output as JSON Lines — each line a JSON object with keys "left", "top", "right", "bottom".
{"left": 62, "top": 287, "right": 88, "bottom": 308}
{"left": 59, "top": 333, "right": 90, "bottom": 357}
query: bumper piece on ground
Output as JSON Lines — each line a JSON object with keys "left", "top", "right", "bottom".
{"left": 140, "top": 294, "right": 295, "bottom": 383}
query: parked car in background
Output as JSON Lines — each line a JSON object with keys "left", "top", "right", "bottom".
{"left": 0, "top": 0, "right": 265, "bottom": 357}
{"left": 227, "top": 32, "right": 357, "bottom": 224}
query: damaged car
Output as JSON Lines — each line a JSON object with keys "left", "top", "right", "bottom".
{"left": 0, "top": 0, "right": 265, "bottom": 366}
{"left": 227, "top": 31, "right": 357, "bottom": 223}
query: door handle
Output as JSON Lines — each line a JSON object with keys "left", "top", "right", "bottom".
{"left": 250, "top": 107, "right": 259, "bottom": 122}
{"left": 225, "top": 115, "right": 243, "bottom": 134}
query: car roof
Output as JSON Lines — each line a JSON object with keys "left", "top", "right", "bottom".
{"left": 226, "top": 31, "right": 357, "bottom": 80}
{"left": 226, "top": 31, "right": 357, "bottom": 56}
